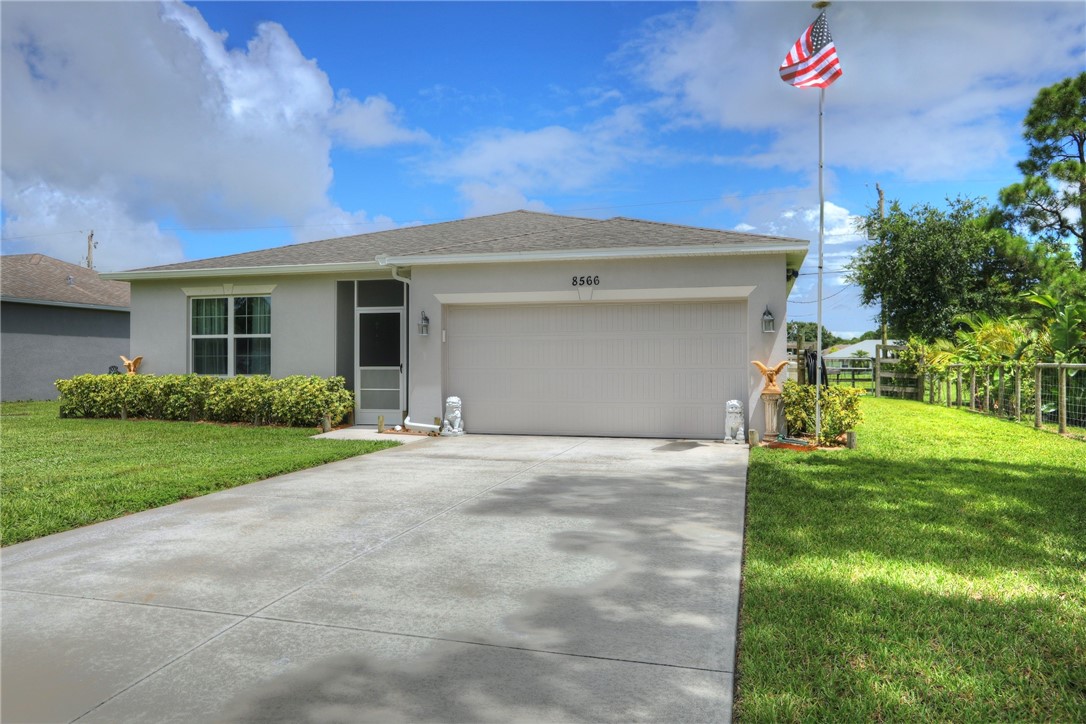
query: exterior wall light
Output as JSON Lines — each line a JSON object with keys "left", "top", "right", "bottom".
{"left": 761, "top": 306, "right": 775, "bottom": 333}
{"left": 418, "top": 311, "right": 430, "bottom": 336}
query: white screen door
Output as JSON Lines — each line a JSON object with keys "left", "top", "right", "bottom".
{"left": 356, "top": 310, "right": 404, "bottom": 425}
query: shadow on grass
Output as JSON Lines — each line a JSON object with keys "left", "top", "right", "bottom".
{"left": 736, "top": 447, "right": 1086, "bottom": 721}
{"left": 738, "top": 569, "right": 1086, "bottom": 721}
{"left": 749, "top": 453, "right": 1085, "bottom": 583}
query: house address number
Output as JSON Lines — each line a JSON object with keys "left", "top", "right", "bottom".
{"left": 572, "top": 275, "right": 600, "bottom": 286}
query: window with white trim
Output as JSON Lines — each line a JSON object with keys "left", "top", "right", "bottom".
{"left": 191, "top": 296, "right": 271, "bottom": 375}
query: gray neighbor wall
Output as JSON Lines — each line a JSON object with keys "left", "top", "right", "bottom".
{"left": 1, "top": 301, "right": 130, "bottom": 401}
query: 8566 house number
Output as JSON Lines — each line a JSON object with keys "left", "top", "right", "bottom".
{"left": 572, "top": 275, "right": 600, "bottom": 286}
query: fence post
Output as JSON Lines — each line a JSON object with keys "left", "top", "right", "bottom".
{"left": 998, "top": 366, "right": 1006, "bottom": 418}
{"left": 1059, "top": 363, "right": 1068, "bottom": 434}
{"left": 1035, "top": 364, "right": 1042, "bottom": 429}
{"left": 945, "top": 373, "right": 951, "bottom": 407}
{"left": 874, "top": 355, "right": 881, "bottom": 397}
{"left": 970, "top": 369, "right": 977, "bottom": 411}
{"left": 984, "top": 369, "right": 991, "bottom": 414}
{"left": 1013, "top": 363, "right": 1021, "bottom": 422}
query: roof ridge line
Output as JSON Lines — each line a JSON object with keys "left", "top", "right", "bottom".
{"left": 397, "top": 215, "right": 605, "bottom": 257}
{"left": 610, "top": 216, "right": 805, "bottom": 242}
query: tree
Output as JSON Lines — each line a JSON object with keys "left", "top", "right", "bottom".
{"left": 846, "top": 197, "right": 1056, "bottom": 341}
{"left": 999, "top": 73, "right": 1086, "bottom": 270}
{"left": 786, "top": 321, "right": 847, "bottom": 349}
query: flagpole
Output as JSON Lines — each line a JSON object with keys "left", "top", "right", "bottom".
{"left": 780, "top": 0, "right": 839, "bottom": 447}
{"left": 815, "top": 86, "right": 825, "bottom": 445}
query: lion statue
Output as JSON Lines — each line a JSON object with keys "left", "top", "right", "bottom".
{"left": 442, "top": 396, "right": 464, "bottom": 436}
{"left": 724, "top": 399, "right": 745, "bottom": 444}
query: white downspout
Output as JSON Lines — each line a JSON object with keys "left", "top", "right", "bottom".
{"left": 387, "top": 265, "right": 411, "bottom": 285}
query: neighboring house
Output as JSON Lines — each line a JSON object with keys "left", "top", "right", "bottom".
{"left": 105, "top": 211, "right": 807, "bottom": 439}
{"left": 823, "top": 339, "right": 905, "bottom": 370}
{"left": 1, "top": 254, "right": 130, "bottom": 401}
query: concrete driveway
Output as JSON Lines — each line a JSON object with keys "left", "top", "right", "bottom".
{"left": 1, "top": 434, "right": 748, "bottom": 723}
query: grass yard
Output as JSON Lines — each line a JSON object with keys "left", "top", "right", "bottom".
{"left": 0, "top": 400, "right": 398, "bottom": 546}
{"left": 737, "top": 396, "right": 1085, "bottom": 722}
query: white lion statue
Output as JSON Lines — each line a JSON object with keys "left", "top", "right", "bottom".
{"left": 724, "top": 399, "right": 745, "bottom": 444}
{"left": 442, "top": 396, "right": 464, "bottom": 436}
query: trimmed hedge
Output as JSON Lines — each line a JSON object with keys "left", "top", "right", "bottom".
{"left": 55, "top": 374, "right": 353, "bottom": 428}
{"left": 781, "top": 380, "right": 865, "bottom": 445}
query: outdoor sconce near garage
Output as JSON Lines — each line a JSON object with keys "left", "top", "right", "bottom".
{"left": 761, "top": 306, "right": 776, "bottom": 334}
{"left": 417, "top": 311, "right": 430, "bottom": 336}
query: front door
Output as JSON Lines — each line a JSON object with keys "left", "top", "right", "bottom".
{"left": 357, "top": 310, "right": 404, "bottom": 425}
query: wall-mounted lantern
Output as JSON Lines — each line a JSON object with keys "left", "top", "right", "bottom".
{"left": 761, "top": 306, "right": 775, "bottom": 334}
{"left": 417, "top": 311, "right": 430, "bottom": 336}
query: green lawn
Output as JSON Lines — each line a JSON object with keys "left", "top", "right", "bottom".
{"left": 737, "top": 396, "right": 1085, "bottom": 722}
{"left": 0, "top": 400, "right": 398, "bottom": 546}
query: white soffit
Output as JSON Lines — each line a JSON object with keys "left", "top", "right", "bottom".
{"left": 434, "top": 286, "right": 755, "bottom": 305}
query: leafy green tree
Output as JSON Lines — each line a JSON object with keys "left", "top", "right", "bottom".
{"left": 999, "top": 73, "right": 1086, "bottom": 270}
{"left": 1024, "top": 293, "right": 1086, "bottom": 363}
{"left": 847, "top": 197, "right": 1055, "bottom": 340}
{"left": 785, "top": 321, "right": 847, "bottom": 349}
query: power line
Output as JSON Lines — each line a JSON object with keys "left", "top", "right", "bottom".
{"left": 789, "top": 283, "right": 856, "bottom": 304}
{"left": 0, "top": 188, "right": 876, "bottom": 243}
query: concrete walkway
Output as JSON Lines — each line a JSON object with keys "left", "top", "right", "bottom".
{"left": 1, "top": 435, "right": 748, "bottom": 723}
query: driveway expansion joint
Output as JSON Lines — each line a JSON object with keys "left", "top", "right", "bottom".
{"left": 0, "top": 587, "right": 246, "bottom": 619}
{"left": 250, "top": 613, "right": 733, "bottom": 674}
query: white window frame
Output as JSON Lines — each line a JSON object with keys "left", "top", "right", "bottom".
{"left": 190, "top": 295, "right": 272, "bottom": 376}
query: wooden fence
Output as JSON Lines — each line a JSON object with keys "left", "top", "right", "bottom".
{"left": 871, "top": 349, "right": 1086, "bottom": 436}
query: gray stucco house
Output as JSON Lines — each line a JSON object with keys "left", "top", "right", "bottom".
{"left": 1, "top": 254, "right": 131, "bottom": 401}
{"left": 106, "top": 211, "right": 807, "bottom": 438}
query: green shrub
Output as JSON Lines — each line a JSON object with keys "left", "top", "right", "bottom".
{"left": 781, "top": 380, "right": 865, "bottom": 445}
{"left": 270, "top": 375, "right": 353, "bottom": 427}
{"left": 54, "top": 374, "right": 352, "bottom": 428}
{"left": 206, "top": 375, "right": 274, "bottom": 424}
{"left": 56, "top": 374, "right": 127, "bottom": 418}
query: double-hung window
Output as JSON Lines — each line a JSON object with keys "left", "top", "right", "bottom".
{"left": 191, "top": 296, "right": 271, "bottom": 375}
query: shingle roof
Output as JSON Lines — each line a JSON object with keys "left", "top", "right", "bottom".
{"left": 119, "top": 210, "right": 808, "bottom": 275}
{"left": 1, "top": 254, "right": 130, "bottom": 308}
{"left": 388, "top": 216, "right": 807, "bottom": 258}
{"left": 132, "top": 211, "right": 594, "bottom": 272}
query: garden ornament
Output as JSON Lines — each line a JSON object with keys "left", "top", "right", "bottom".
{"left": 442, "top": 396, "right": 464, "bottom": 436}
{"left": 120, "top": 355, "right": 143, "bottom": 375}
{"left": 724, "top": 399, "right": 745, "bottom": 444}
{"left": 752, "top": 360, "right": 789, "bottom": 395}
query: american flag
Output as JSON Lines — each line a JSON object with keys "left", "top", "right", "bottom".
{"left": 780, "top": 12, "right": 842, "bottom": 89}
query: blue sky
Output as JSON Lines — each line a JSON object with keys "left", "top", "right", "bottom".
{"left": 3, "top": 1, "right": 1083, "bottom": 337}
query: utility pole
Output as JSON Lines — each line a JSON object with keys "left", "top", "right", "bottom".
{"left": 875, "top": 183, "right": 886, "bottom": 347}
{"left": 86, "top": 230, "right": 96, "bottom": 270}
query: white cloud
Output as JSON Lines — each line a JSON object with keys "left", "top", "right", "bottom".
{"left": 725, "top": 185, "right": 873, "bottom": 332}
{"left": 430, "top": 105, "right": 652, "bottom": 214}
{"left": 293, "top": 204, "right": 402, "bottom": 244}
{"left": 457, "top": 183, "right": 551, "bottom": 218}
{"left": 624, "top": 2, "right": 1085, "bottom": 180}
{"left": 1, "top": 1, "right": 424, "bottom": 268}
{"left": 1, "top": 175, "right": 183, "bottom": 272}
{"left": 329, "top": 93, "right": 431, "bottom": 149}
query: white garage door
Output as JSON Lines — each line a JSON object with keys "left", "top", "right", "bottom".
{"left": 445, "top": 301, "right": 747, "bottom": 438}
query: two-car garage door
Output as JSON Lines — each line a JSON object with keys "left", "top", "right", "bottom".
{"left": 445, "top": 301, "right": 747, "bottom": 439}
